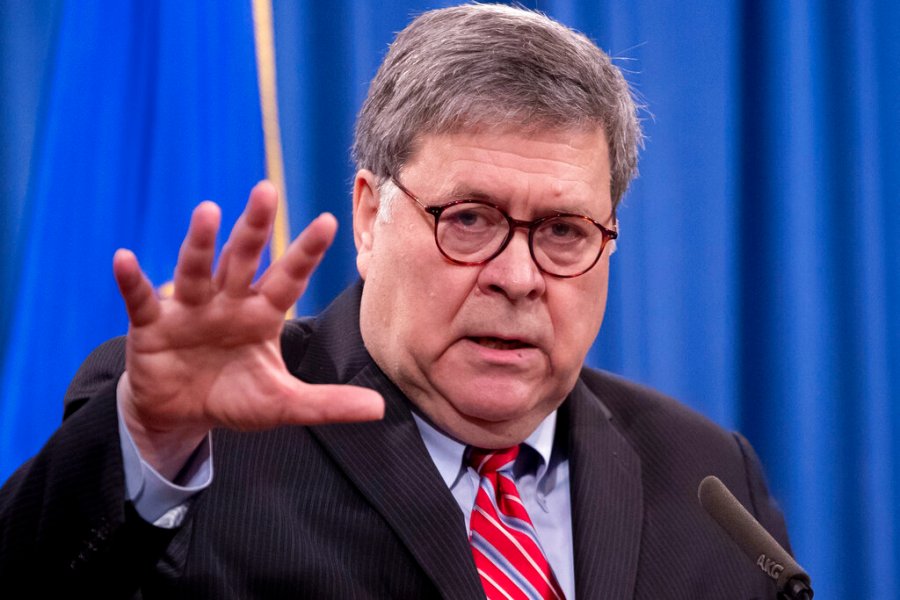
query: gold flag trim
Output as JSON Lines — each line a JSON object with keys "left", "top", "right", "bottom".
{"left": 251, "top": 0, "right": 294, "bottom": 318}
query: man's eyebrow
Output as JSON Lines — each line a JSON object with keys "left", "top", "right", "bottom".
{"left": 442, "top": 182, "right": 492, "bottom": 200}
{"left": 439, "top": 181, "right": 607, "bottom": 222}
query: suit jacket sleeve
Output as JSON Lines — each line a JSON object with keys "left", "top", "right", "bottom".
{"left": 0, "top": 338, "right": 176, "bottom": 596}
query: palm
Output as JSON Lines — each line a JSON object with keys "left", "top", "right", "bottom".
{"left": 126, "top": 295, "right": 289, "bottom": 430}
{"left": 113, "top": 182, "right": 383, "bottom": 476}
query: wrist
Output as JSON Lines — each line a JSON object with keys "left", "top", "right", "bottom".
{"left": 117, "top": 372, "right": 209, "bottom": 481}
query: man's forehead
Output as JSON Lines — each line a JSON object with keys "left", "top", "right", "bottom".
{"left": 401, "top": 127, "right": 608, "bottom": 178}
{"left": 403, "top": 122, "right": 607, "bottom": 162}
{"left": 398, "top": 126, "right": 611, "bottom": 215}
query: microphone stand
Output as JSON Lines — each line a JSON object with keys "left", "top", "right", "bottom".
{"left": 779, "top": 577, "right": 814, "bottom": 600}
{"left": 698, "top": 476, "right": 814, "bottom": 600}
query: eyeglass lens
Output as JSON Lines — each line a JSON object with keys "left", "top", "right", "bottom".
{"left": 436, "top": 202, "right": 605, "bottom": 276}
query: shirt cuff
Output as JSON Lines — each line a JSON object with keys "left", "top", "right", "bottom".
{"left": 117, "top": 374, "right": 213, "bottom": 527}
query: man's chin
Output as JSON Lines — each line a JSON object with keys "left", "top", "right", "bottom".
{"left": 427, "top": 391, "right": 556, "bottom": 446}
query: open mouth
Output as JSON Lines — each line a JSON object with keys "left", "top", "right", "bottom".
{"left": 469, "top": 336, "right": 532, "bottom": 350}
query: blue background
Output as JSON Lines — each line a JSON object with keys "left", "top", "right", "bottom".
{"left": 1, "top": 2, "right": 897, "bottom": 598}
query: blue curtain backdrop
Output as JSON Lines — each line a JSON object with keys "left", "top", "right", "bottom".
{"left": 1, "top": 2, "right": 897, "bottom": 598}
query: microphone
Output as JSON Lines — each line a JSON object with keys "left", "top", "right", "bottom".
{"left": 698, "top": 475, "right": 813, "bottom": 600}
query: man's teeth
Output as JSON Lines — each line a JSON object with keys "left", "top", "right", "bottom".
{"left": 473, "top": 337, "right": 527, "bottom": 350}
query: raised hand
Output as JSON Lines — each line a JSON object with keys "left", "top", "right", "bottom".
{"left": 112, "top": 181, "right": 384, "bottom": 479}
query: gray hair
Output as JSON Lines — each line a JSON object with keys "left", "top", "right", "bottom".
{"left": 352, "top": 3, "right": 642, "bottom": 213}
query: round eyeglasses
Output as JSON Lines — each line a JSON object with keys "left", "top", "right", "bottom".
{"left": 389, "top": 175, "right": 618, "bottom": 278}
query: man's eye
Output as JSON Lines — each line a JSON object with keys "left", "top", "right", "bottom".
{"left": 453, "top": 210, "right": 483, "bottom": 228}
{"left": 547, "top": 219, "right": 588, "bottom": 240}
{"left": 442, "top": 204, "right": 499, "bottom": 232}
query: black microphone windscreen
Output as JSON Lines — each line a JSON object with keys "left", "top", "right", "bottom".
{"left": 698, "top": 475, "right": 811, "bottom": 593}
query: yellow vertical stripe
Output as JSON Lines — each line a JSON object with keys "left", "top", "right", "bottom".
{"left": 251, "top": 0, "right": 295, "bottom": 318}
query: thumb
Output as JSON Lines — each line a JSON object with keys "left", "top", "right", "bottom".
{"left": 283, "top": 382, "right": 385, "bottom": 425}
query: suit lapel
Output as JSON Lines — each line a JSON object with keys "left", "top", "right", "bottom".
{"left": 566, "top": 378, "right": 643, "bottom": 599}
{"left": 289, "top": 283, "right": 483, "bottom": 600}
{"left": 307, "top": 364, "right": 484, "bottom": 600}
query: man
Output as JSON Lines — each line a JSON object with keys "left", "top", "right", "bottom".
{"left": 0, "top": 4, "right": 792, "bottom": 598}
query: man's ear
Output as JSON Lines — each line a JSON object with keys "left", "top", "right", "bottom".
{"left": 352, "top": 169, "right": 379, "bottom": 280}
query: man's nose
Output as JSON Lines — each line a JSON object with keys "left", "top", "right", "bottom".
{"left": 476, "top": 229, "right": 546, "bottom": 301}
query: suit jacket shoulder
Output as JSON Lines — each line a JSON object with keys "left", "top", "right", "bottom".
{"left": 579, "top": 367, "right": 788, "bottom": 536}
{"left": 571, "top": 367, "right": 791, "bottom": 598}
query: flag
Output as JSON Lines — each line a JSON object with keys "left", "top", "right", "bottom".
{"left": 0, "top": 2, "right": 268, "bottom": 479}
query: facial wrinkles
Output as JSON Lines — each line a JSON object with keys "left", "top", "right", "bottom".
{"left": 359, "top": 128, "right": 612, "bottom": 444}
{"left": 405, "top": 268, "right": 551, "bottom": 406}
{"left": 457, "top": 268, "right": 548, "bottom": 332}
{"left": 447, "top": 277, "right": 553, "bottom": 391}
{"left": 440, "top": 159, "right": 603, "bottom": 222}
{"left": 406, "top": 138, "right": 596, "bottom": 355}
{"left": 444, "top": 134, "right": 589, "bottom": 165}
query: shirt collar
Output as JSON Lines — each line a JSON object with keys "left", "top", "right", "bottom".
{"left": 412, "top": 410, "right": 558, "bottom": 489}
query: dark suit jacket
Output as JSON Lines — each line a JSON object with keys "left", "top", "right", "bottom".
{"left": 0, "top": 282, "right": 791, "bottom": 598}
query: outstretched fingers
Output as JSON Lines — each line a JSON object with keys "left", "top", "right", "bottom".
{"left": 256, "top": 213, "right": 338, "bottom": 313}
{"left": 216, "top": 181, "right": 278, "bottom": 297}
{"left": 174, "top": 201, "right": 221, "bottom": 305}
{"left": 284, "top": 382, "right": 385, "bottom": 425}
{"left": 113, "top": 249, "right": 161, "bottom": 327}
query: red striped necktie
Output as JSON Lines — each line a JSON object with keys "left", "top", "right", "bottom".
{"left": 468, "top": 446, "right": 566, "bottom": 600}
